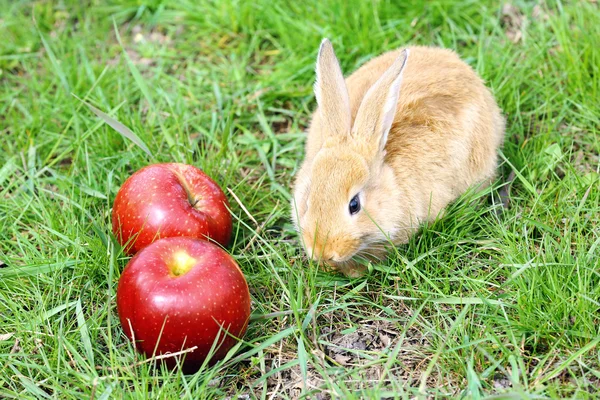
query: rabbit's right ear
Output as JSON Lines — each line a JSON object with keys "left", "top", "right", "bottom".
{"left": 351, "top": 49, "right": 409, "bottom": 155}
{"left": 314, "top": 39, "right": 351, "bottom": 138}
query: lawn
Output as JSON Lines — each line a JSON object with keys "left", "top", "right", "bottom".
{"left": 1, "top": 0, "right": 599, "bottom": 398}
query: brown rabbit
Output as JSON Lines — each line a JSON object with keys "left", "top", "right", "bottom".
{"left": 291, "top": 39, "right": 505, "bottom": 277}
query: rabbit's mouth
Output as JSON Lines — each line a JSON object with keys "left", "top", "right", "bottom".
{"left": 321, "top": 257, "right": 368, "bottom": 278}
{"left": 325, "top": 253, "right": 354, "bottom": 264}
{"left": 321, "top": 247, "right": 386, "bottom": 277}
{"left": 321, "top": 244, "right": 390, "bottom": 277}
{"left": 314, "top": 241, "right": 386, "bottom": 267}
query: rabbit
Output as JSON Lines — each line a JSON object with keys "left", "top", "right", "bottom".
{"left": 290, "top": 39, "right": 505, "bottom": 278}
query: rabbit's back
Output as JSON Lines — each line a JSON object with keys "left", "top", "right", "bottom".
{"left": 345, "top": 46, "right": 505, "bottom": 227}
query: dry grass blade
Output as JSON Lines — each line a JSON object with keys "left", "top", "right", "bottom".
{"left": 136, "top": 346, "right": 199, "bottom": 366}
{"left": 227, "top": 187, "right": 258, "bottom": 226}
{"left": 73, "top": 95, "right": 153, "bottom": 157}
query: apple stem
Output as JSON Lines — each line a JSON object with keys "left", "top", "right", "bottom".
{"left": 170, "top": 167, "right": 201, "bottom": 209}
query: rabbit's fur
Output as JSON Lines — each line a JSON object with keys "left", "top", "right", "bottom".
{"left": 291, "top": 39, "right": 505, "bottom": 277}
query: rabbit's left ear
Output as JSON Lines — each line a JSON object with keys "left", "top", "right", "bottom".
{"left": 352, "top": 49, "right": 409, "bottom": 153}
{"left": 314, "top": 39, "right": 352, "bottom": 138}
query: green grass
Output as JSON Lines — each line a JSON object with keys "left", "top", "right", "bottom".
{"left": 1, "top": 0, "right": 599, "bottom": 398}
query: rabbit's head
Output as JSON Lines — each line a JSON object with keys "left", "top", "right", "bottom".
{"left": 292, "top": 39, "right": 409, "bottom": 276}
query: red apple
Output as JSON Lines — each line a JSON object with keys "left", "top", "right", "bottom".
{"left": 112, "top": 163, "right": 232, "bottom": 255}
{"left": 116, "top": 237, "right": 251, "bottom": 371}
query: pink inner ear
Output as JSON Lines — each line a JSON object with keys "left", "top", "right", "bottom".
{"left": 351, "top": 50, "right": 409, "bottom": 152}
{"left": 378, "top": 67, "right": 405, "bottom": 151}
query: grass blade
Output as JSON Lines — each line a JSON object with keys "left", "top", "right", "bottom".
{"left": 0, "top": 261, "right": 82, "bottom": 278}
{"left": 76, "top": 298, "right": 95, "bottom": 366}
{"left": 111, "top": 20, "right": 175, "bottom": 148}
{"left": 430, "top": 297, "right": 505, "bottom": 306}
{"left": 301, "top": 295, "right": 320, "bottom": 332}
{"left": 297, "top": 336, "right": 308, "bottom": 394}
{"left": 36, "top": 28, "right": 69, "bottom": 93}
{"left": 26, "top": 301, "right": 78, "bottom": 330}
{"left": 97, "top": 383, "right": 116, "bottom": 400}
{"left": 227, "top": 327, "right": 296, "bottom": 365}
{"left": 538, "top": 336, "right": 600, "bottom": 385}
{"left": 75, "top": 95, "right": 153, "bottom": 157}
{"left": 499, "top": 152, "right": 537, "bottom": 197}
{"left": 0, "top": 157, "right": 17, "bottom": 187}
{"left": 113, "top": 20, "right": 154, "bottom": 109}
{"left": 8, "top": 365, "right": 51, "bottom": 399}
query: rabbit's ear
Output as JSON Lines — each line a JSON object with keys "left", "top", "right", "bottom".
{"left": 352, "top": 49, "right": 409, "bottom": 153}
{"left": 314, "top": 39, "right": 351, "bottom": 137}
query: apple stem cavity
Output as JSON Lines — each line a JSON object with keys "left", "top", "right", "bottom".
{"left": 170, "top": 251, "right": 197, "bottom": 277}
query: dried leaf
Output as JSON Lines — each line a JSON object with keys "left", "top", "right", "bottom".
{"left": 11, "top": 338, "right": 21, "bottom": 354}
{"left": 334, "top": 354, "right": 351, "bottom": 366}
{"left": 379, "top": 333, "right": 391, "bottom": 348}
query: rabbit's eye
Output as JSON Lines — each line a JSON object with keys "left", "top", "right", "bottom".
{"left": 348, "top": 194, "right": 361, "bottom": 215}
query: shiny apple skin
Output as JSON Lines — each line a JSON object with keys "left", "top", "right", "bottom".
{"left": 116, "top": 237, "right": 251, "bottom": 371}
{"left": 112, "top": 163, "right": 232, "bottom": 255}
